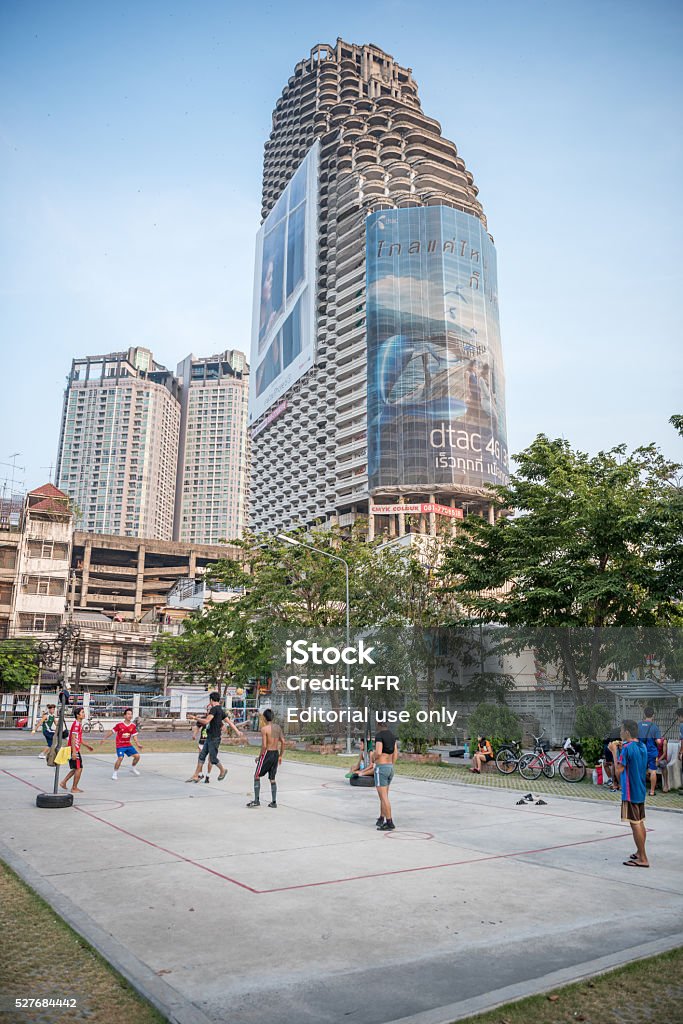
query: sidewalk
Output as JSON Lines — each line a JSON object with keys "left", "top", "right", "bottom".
{"left": 1, "top": 750, "right": 682, "bottom": 1024}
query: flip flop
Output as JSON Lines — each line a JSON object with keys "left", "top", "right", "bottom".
{"left": 623, "top": 860, "right": 649, "bottom": 868}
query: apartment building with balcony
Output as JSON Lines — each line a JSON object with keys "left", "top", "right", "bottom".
{"left": 174, "top": 350, "right": 249, "bottom": 543}
{"left": 55, "top": 346, "right": 250, "bottom": 544}
{"left": 56, "top": 347, "right": 181, "bottom": 540}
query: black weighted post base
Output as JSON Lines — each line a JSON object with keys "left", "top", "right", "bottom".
{"left": 36, "top": 792, "right": 73, "bottom": 809}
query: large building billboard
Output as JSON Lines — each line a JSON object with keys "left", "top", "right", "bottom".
{"left": 366, "top": 207, "right": 508, "bottom": 492}
{"left": 249, "top": 141, "right": 319, "bottom": 425}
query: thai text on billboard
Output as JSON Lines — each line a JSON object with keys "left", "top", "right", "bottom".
{"left": 249, "top": 141, "right": 319, "bottom": 424}
{"left": 366, "top": 207, "right": 508, "bottom": 492}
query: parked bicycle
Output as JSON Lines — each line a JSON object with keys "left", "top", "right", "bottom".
{"left": 494, "top": 740, "right": 523, "bottom": 775}
{"left": 495, "top": 734, "right": 549, "bottom": 775}
{"left": 83, "top": 717, "right": 104, "bottom": 733}
{"left": 518, "top": 736, "right": 586, "bottom": 783}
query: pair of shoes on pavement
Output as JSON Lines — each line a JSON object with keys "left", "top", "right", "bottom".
{"left": 377, "top": 820, "right": 395, "bottom": 831}
{"left": 112, "top": 768, "right": 140, "bottom": 780}
{"left": 246, "top": 800, "right": 277, "bottom": 808}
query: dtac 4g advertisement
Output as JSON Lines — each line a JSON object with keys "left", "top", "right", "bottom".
{"left": 366, "top": 206, "right": 509, "bottom": 492}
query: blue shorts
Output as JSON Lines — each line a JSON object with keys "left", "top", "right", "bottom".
{"left": 646, "top": 753, "right": 658, "bottom": 771}
{"left": 116, "top": 746, "right": 138, "bottom": 758}
{"left": 374, "top": 764, "right": 395, "bottom": 788}
{"left": 43, "top": 730, "right": 54, "bottom": 746}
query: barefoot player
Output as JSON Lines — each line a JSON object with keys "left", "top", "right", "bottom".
{"left": 60, "top": 707, "right": 94, "bottom": 794}
{"left": 247, "top": 709, "right": 285, "bottom": 808}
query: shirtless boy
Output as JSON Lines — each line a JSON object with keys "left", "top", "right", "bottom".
{"left": 247, "top": 709, "right": 285, "bottom": 808}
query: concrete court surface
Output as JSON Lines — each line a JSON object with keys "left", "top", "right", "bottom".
{"left": 1, "top": 751, "right": 682, "bottom": 1024}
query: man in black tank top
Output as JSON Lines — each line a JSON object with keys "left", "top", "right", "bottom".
{"left": 373, "top": 725, "right": 398, "bottom": 831}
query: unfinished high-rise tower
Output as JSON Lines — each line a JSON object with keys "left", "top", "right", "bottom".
{"left": 249, "top": 39, "right": 508, "bottom": 538}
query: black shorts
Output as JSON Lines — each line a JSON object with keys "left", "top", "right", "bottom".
{"left": 255, "top": 750, "right": 279, "bottom": 781}
{"left": 198, "top": 737, "right": 221, "bottom": 765}
{"left": 69, "top": 753, "right": 83, "bottom": 770}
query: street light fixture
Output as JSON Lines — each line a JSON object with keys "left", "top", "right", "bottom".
{"left": 35, "top": 624, "right": 82, "bottom": 808}
{"left": 277, "top": 534, "right": 353, "bottom": 755}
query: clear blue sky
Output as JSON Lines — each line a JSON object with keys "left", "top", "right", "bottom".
{"left": 1, "top": 0, "right": 681, "bottom": 493}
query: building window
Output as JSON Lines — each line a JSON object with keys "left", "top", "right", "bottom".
{"left": 27, "top": 540, "right": 69, "bottom": 560}
{"left": 18, "top": 613, "right": 61, "bottom": 632}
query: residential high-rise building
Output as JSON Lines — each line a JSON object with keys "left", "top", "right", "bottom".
{"left": 249, "top": 39, "right": 509, "bottom": 538}
{"left": 175, "top": 350, "right": 249, "bottom": 543}
{"left": 56, "top": 348, "right": 181, "bottom": 539}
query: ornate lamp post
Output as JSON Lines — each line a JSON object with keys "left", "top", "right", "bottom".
{"left": 36, "top": 625, "right": 81, "bottom": 809}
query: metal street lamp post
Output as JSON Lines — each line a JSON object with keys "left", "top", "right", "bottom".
{"left": 36, "top": 625, "right": 81, "bottom": 808}
{"left": 277, "top": 535, "right": 353, "bottom": 755}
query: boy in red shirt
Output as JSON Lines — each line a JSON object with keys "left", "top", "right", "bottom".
{"left": 59, "top": 707, "right": 94, "bottom": 794}
{"left": 100, "top": 707, "right": 143, "bottom": 780}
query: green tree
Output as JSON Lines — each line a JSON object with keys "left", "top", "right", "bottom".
{"left": 0, "top": 640, "right": 39, "bottom": 691}
{"left": 466, "top": 702, "right": 522, "bottom": 743}
{"left": 152, "top": 602, "right": 270, "bottom": 696}
{"left": 574, "top": 703, "right": 612, "bottom": 739}
{"left": 442, "top": 434, "right": 683, "bottom": 705}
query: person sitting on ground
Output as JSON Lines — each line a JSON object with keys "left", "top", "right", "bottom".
{"left": 346, "top": 736, "right": 373, "bottom": 778}
{"left": 470, "top": 735, "right": 494, "bottom": 774}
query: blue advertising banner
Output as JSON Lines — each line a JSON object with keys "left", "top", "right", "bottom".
{"left": 366, "top": 207, "right": 508, "bottom": 492}
{"left": 249, "top": 142, "right": 319, "bottom": 425}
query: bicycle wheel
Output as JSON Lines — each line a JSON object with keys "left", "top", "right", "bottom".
{"left": 495, "top": 747, "right": 518, "bottom": 775}
{"left": 542, "top": 760, "right": 555, "bottom": 779}
{"left": 518, "top": 753, "right": 543, "bottom": 781}
{"left": 559, "top": 755, "right": 586, "bottom": 783}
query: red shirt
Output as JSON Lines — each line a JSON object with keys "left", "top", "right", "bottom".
{"left": 69, "top": 720, "right": 83, "bottom": 754}
{"left": 113, "top": 722, "right": 137, "bottom": 746}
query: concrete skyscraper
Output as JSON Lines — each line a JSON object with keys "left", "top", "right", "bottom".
{"left": 249, "top": 39, "right": 508, "bottom": 538}
{"left": 55, "top": 346, "right": 250, "bottom": 544}
{"left": 175, "top": 350, "right": 249, "bottom": 543}
{"left": 56, "top": 348, "right": 180, "bottom": 540}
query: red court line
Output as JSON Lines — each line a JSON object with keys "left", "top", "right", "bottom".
{"left": 1, "top": 769, "right": 258, "bottom": 894}
{"left": 2, "top": 768, "right": 634, "bottom": 896}
{"left": 259, "top": 832, "right": 629, "bottom": 893}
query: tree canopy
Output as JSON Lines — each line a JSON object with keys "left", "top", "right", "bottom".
{"left": 0, "top": 639, "right": 39, "bottom": 691}
{"left": 441, "top": 432, "right": 683, "bottom": 703}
